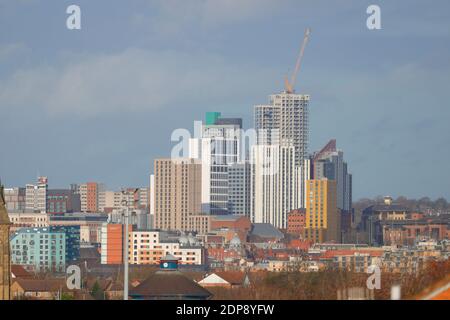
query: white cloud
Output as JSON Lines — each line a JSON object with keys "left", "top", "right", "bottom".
{"left": 0, "top": 43, "right": 28, "bottom": 62}
{"left": 0, "top": 48, "right": 276, "bottom": 117}
{"left": 133, "top": 0, "right": 285, "bottom": 36}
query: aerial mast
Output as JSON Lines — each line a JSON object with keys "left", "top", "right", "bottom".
{"left": 285, "top": 27, "right": 311, "bottom": 94}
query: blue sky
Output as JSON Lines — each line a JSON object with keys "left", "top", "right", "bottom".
{"left": 0, "top": 0, "right": 449, "bottom": 200}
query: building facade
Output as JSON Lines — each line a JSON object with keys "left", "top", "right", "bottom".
{"left": 49, "top": 225, "right": 80, "bottom": 263}
{"left": 252, "top": 92, "right": 310, "bottom": 227}
{"left": 287, "top": 209, "right": 306, "bottom": 235}
{"left": 48, "top": 212, "right": 107, "bottom": 244}
{"left": 3, "top": 187, "right": 26, "bottom": 212}
{"left": 129, "top": 230, "right": 204, "bottom": 265}
{"left": 10, "top": 227, "right": 66, "bottom": 272}
{"left": 25, "top": 176, "right": 48, "bottom": 213}
{"left": 154, "top": 158, "right": 202, "bottom": 231}
{"left": 78, "top": 182, "right": 105, "bottom": 213}
{"left": 251, "top": 144, "right": 302, "bottom": 228}
{"left": 227, "top": 161, "right": 251, "bottom": 217}
{"left": 101, "top": 226, "right": 205, "bottom": 265}
{"left": 312, "top": 139, "right": 352, "bottom": 212}
{"left": 254, "top": 93, "right": 310, "bottom": 165}
{"left": 189, "top": 112, "right": 242, "bottom": 215}
{"left": 100, "top": 223, "right": 126, "bottom": 265}
{"left": 8, "top": 212, "right": 49, "bottom": 232}
{"left": 46, "top": 189, "right": 81, "bottom": 215}
{"left": 304, "top": 179, "right": 339, "bottom": 243}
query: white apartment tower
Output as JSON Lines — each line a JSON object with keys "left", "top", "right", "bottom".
{"left": 251, "top": 145, "right": 302, "bottom": 228}
{"left": 252, "top": 92, "right": 310, "bottom": 228}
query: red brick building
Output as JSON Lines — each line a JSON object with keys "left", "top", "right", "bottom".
{"left": 382, "top": 214, "right": 450, "bottom": 246}
{"left": 287, "top": 209, "right": 306, "bottom": 236}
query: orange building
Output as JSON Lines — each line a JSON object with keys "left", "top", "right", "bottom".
{"left": 100, "top": 224, "right": 129, "bottom": 264}
{"left": 86, "top": 182, "right": 98, "bottom": 212}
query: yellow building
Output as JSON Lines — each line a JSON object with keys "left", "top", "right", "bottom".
{"left": 303, "top": 179, "right": 339, "bottom": 243}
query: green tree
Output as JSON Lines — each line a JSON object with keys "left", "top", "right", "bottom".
{"left": 61, "top": 292, "right": 74, "bottom": 300}
{"left": 91, "top": 281, "right": 105, "bottom": 300}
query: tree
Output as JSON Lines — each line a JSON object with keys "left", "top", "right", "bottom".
{"left": 60, "top": 292, "right": 74, "bottom": 300}
{"left": 91, "top": 280, "right": 105, "bottom": 300}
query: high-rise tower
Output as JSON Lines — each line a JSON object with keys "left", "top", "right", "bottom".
{"left": 255, "top": 93, "right": 310, "bottom": 165}
{"left": 252, "top": 92, "right": 310, "bottom": 228}
{"left": 190, "top": 112, "right": 242, "bottom": 215}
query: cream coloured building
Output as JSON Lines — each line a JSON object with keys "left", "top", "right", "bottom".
{"left": 153, "top": 158, "right": 202, "bottom": 231}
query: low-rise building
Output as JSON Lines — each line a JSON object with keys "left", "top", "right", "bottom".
{"left": 8, "top": 212, "right": 49, "bottom": 232}
{"left": 100, "top": 225, "right": 205, "bottom": 266}
{"left": 48, "top": 212, "right": 108, "bottom": 244}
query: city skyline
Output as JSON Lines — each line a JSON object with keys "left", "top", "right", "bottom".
{"left": 1, "top": 0, "right": 450, "bottom": 200}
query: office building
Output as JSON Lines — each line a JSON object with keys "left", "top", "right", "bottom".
{"left": 46, "top": 189, "right": 81, "bottom": 215}
{"left": 78, "top": 182, "right": 105, "bottom": 213}
{"left": 25, "top": 176, "right": 48, "bottom": 213}
{"left": 3, "top": 187, "right": 26, "bottom": 212}
{"left": 189, "top": 112, "right": 242, "bottom": 215}
{"left": 227, "top": 161, "right": 251, "bottom": 217}
{"left": 312, "top": 139, "right": 352, "bottom": 212}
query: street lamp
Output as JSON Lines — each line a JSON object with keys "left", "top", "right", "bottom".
{"left": 122, "top": 197, "right": 129, "bottom": 300}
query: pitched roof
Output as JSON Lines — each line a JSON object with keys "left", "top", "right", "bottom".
{"left": 320, "top": 249, "right": 383, "bottom": 259}
{"left": 86, "top": 278, "right": 112, "bottom": 291}
{"left": 79, "top": 247, "right": 101, "bottom": 260}
{"left": 211, "top": 271, "right": 247, "bottom": 285}
{"left": 11, "top": 265, "right": 32, "bottom": 278}
{"left": 250, "top": 223, "right": 284, "bottom": 239}
{"left": 130, "top": 270, "right": 212, "bottom": 299}
{"left": 13, "top": 279, "right": 66, "bottom": 292}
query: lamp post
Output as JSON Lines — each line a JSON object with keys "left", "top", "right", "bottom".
{"left": 122, "top": 188, "right": 139, "bottom": 301}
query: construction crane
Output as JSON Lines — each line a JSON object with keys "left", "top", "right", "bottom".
{"left": 284, "top": 27, "right": 311, "bottom": 94}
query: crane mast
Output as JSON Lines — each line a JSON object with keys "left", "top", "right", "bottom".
{"left": 285, "top": 27, "right": 311, "bottom": 94}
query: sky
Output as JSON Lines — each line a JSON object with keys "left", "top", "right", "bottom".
{"left": 0, "top": 0, "right": 449, "bottom": 200}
